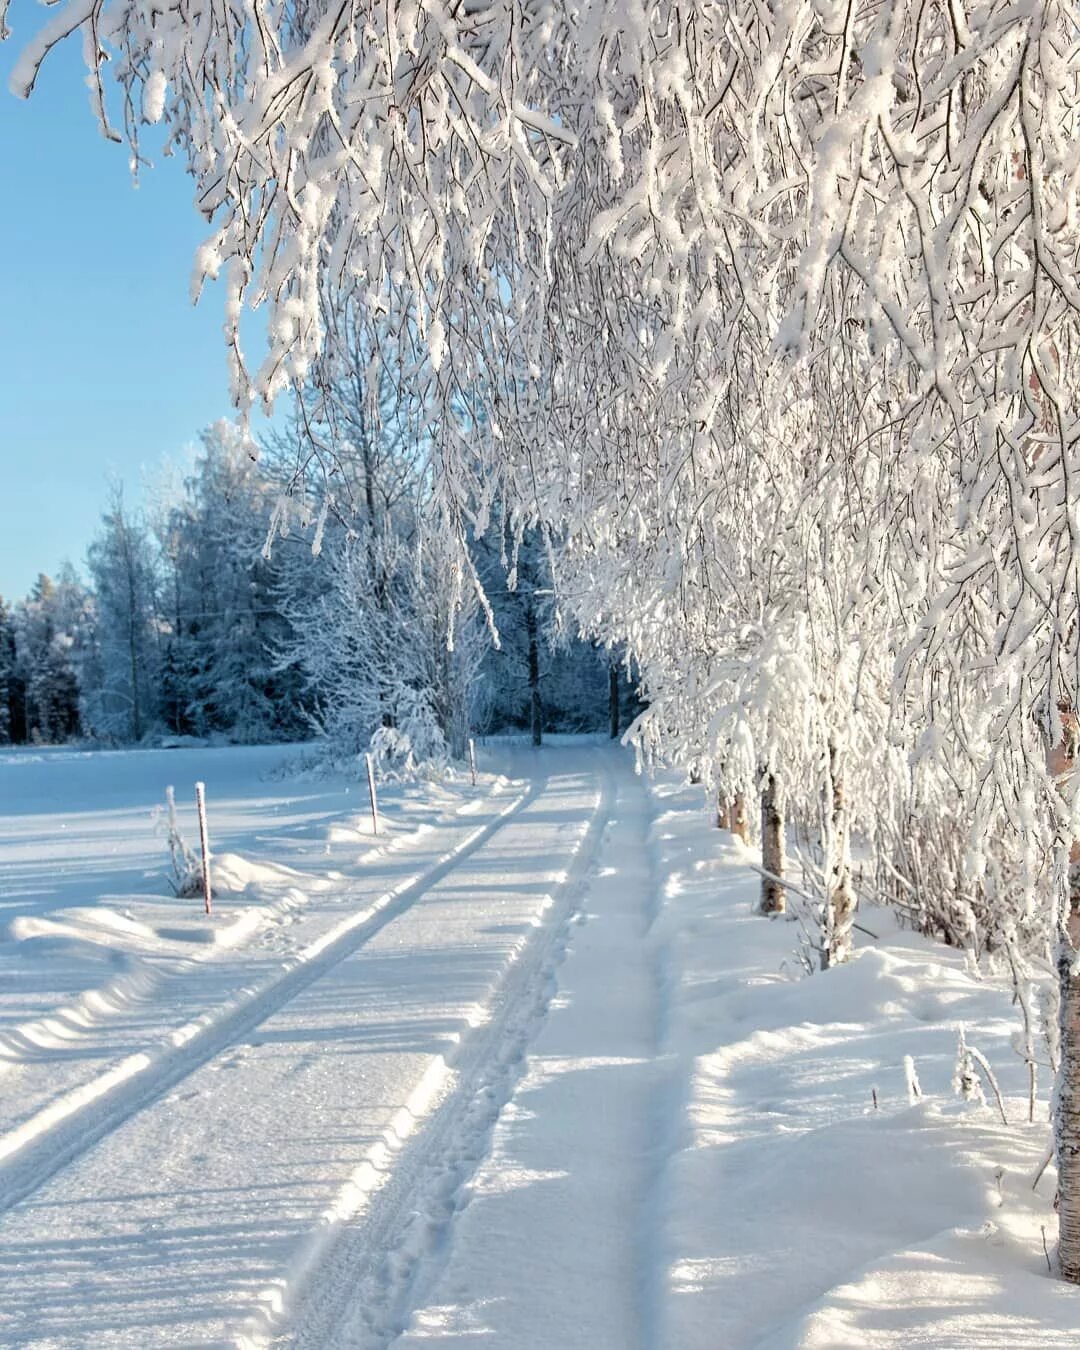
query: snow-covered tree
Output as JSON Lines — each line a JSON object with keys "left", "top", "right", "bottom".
{"left": 14, "top": 572, "right": 86, "bottom": 744}
{"left": 156, "top": 422, "right": 312, "bottom": 742}
{"left": 84, "top": 489, "right": 161, "bottom": 741}
{"left": 283, "top": 522, "right": 484, "bottom": 768}
{"left": 14, "top": 0, "right": 1080, "bottom": 1280}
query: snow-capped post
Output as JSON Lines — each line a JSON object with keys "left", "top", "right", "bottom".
{"left": 194, "top": 781, "right": 212, "bottom": 916}
{"left": 365, "top": 752, "right": 379, "bottom": 836}
{"left": 468, "top": 737, "right": 477, "bottom": 787}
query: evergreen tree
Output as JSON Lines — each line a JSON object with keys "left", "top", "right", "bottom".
{"left": 159, "top": 422, "right": 313, "bottom": 742}
{"left": 471, "top": 525, "right": 614, "bottom": 742}
{"left": 84, "top": 491, "right": 161, "bottom": 742}
{"left": 15, "top": 574, "right": 84, "bottom": 743}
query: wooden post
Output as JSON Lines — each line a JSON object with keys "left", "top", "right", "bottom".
{"left": 468, "top": 737, "right": 477, "bottom": 787}
{"left": 194, "top": 780, "right": 212, "bottom": 916}
{"left": 365, "top": 752, "right": 379, "bottom": 836}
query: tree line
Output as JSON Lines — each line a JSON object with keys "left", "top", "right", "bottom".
{"left": 0, "top": 420, "right": 629, "bottom": 758}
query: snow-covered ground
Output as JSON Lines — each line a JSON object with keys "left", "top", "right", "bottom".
{"left": 0, "top": 741, "right": 1077, "bottom": 1346}
{"left": 0, "top": 742, "right": 491, "bottom": 1035}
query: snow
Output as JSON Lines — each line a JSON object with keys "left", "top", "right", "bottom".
{"left": 0, "top": 742, "right": 487, "bottom": 1019}
{"left": 391, "top": 754, "right": 663, "bottom": 1349}
{"left": 386, "top": 769, "right": 1080, "bottom": 1349}
{"left": 0, "top": 743, "right": 1077, "bottom": 1345}
{"left": 651, "top": 778, "right": 1078, "bottom": 1349}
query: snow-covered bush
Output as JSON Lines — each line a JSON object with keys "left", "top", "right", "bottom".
{"left": 162, "top": 785, "right": 203, "bottom": 899}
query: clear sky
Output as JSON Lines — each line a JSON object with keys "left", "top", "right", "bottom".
{"left": 0, "top": 31, "right": 256, "bottom": 601}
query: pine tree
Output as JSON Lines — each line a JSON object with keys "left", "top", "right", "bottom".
{"left": 85, "top": 490, "right": 161, "bottom": 742}
{"left": 471, "top": 524, "right": 613, "bottom": 741}
{"left": 15, "top": 575, "right": 84, "bottom": 744}
{"left": 159, "top": 422, "right": 313, "bottom": 742}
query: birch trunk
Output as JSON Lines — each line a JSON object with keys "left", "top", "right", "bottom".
{"left": 759, "top": 774, "right": 785, "bottom": 914}
{"left": 717, "top": 791, "right": 749, "bottom": 844}
{"left": 822, "top": 741, "right": 855, "bottom": 969}
{"left": 1058, "top": 856, "right": 1080, "bottom": 1282}
{"left": 1050, "top": 715, "right": 1080, "bottom": 1280}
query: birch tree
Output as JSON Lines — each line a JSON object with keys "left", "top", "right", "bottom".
{"left": 12, "top": 0, "right": 1080, "bottom": 1279}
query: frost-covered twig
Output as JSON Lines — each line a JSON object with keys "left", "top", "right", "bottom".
{"left": 955, "top": 1028, "right": 1009, "bottom": 1127}
{"left": 164, "top": 785, "right": 202, "bottom": 900}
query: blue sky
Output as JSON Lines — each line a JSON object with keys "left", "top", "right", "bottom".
{"left": 0, "top": 32, "right": 255, "bottom": 601}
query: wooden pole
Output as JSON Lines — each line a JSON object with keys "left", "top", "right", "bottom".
{"left": 468, "top": 737, "right": 477, "bottom": 787}
{"left": 194, "top": 780, "right": 212, "bottom": 916}
{"left": 365, "top": 752, "right": 379, "bottom": 836}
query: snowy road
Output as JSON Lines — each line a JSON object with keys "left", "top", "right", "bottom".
{"left": 0, "top": 745, "right": 624, "bottom": 1348}
{"left": 391, "top": 753, "right": 669, "bottom": 1350}
{"left": 4, "top": 744, "right": 1077, "bottom": 1348}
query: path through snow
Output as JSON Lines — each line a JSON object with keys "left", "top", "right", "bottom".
{"left": 3, "top": 743, "right": 1080, "bottom": 1347}
{"left": 375, "top": 756, "right": 665, "bottom": 1349}
{"left": 0, "top": 745, "right": 608, "bottom": 1346}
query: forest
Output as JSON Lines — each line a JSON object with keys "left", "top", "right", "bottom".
{"left": 0, "top": 419, "right": 630, "bottom": 760}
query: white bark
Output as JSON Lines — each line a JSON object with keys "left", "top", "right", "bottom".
{"left": 1058, "top": 858, "right": 1080, "bottom": 1281}
{"left": 823, "top": 741, "right": 855, "bottom": 969}
{"left": 760, "top": 774, "right": 785, "bottom": 915}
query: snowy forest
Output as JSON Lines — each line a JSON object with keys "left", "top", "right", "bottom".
{"left": 0, "top": 422, "right": 629, "bottom": 758}
{"left": 8, "top": 0, "right": 1080, "bottom": 1333}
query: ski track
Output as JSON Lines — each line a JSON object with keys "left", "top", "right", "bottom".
{"left": 0, "top": 777, "right": 536, "bottom": 1220}
{"left": 0, "top": 770, "right": 511, "bottom": 1132}
{"left": 264, "top": 754, "right": 616, "bottom": 1350}
{"left": 0, "top": 747, "right": 610, "bottom": 1348}
{"left": 384, "top": 759, "right": 669, "bottom": 1350}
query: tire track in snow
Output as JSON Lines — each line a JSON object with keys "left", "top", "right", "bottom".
{"left": 0, "top": 773, "right": 510, "bottom": 1084}
{"left": 385, "top": 757, "right": 668, "bottom": 1350}
{"left": 251, "top": 758, "right": 617, "bottom": 1350}
{"left": 0, "top": 777, "right": 542, "bottom": 1220}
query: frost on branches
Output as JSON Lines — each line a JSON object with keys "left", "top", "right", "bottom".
{"left": 10, "top": 0, "right": 1080, "bottom": 1282}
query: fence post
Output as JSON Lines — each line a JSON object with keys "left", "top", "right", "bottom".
{"left": 365, "top": 752, "right": 379, "bottom": 836}
{"left": 194, "top": 780, "right": 212, "bottom": 916}
{"left": 468, "top": 737, "right": 477, "bottom": 787}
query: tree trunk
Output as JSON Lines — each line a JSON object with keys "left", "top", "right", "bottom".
{"left": 822, "top": 740, "right": 855, "bottom": 969}
{"left": 759, "top": 773, "right": 785, "bottom": 914}
{"left": 718, "top": 791, "right": 749, "bottom": 844}
{"left": 127, "top": 556, "right": 142, "bottom": 743}
{"left": 609, "top": 663, "right": 620, "bottom": 739}
{"left": 1053, "top": 712, "right": 1080, "bottom": 1281}
{"left": 1059, "top": 857, "right": 1080, "bottom": 1281}
{"left": 526, "top": 602, "right": 542, "bottom": 747}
